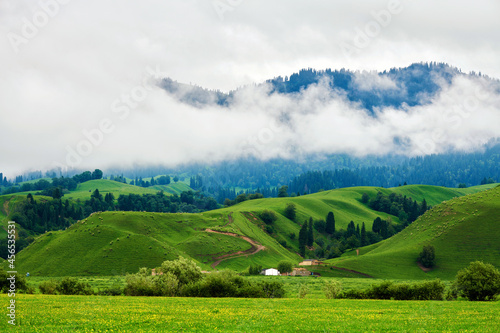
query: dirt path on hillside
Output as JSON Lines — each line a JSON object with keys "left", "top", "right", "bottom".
{"left": 205, "top": 226, "right": 265, "bottom": 268}
{"left": 329, "top": 265, "right": 373, "bottom": 278}
{"left": 3, "top": 199, "right": 10, "bottom": 216}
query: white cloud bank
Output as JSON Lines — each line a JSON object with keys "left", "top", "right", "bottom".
{"left": 0, "top": 0, "right": 499, "bottom": 176}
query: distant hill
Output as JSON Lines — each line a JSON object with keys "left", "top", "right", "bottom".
{"left": 10, "top": 184, "right": 494, "bottom": 276}
{"left": 329, "top": 185, "right": 500, "bottom": 280}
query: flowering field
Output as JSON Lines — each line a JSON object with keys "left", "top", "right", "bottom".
{"left": 2, "top": 294, "right": 499, "bottom": 332}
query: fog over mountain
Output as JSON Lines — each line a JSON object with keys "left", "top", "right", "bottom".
{"left": 1, "top": 0, "right": 499, "bottom": 177}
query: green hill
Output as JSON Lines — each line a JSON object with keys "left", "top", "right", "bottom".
{"left": 65, "top": 180, "right": 165, "bottom": 200}
{"left": 8, "top": 179, "right": 196, "bottom": 201}
{"left": 13, "top": 209, "right": 300, "bottom": 276}
{"left": 12, "top": 184, "right": 496, "bottom": 277}
{"left": 328, "top": 185, "right": 500, "bottom": 280}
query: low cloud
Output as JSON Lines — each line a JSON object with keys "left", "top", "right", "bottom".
{"left": 1, "top": 0, "right": 500, "bottom": 177}
{"left": 5, "top": 72, "right": 500, "bottom": 177}
{"left": 352, "top": 71, "right": 398, "bottom": 91}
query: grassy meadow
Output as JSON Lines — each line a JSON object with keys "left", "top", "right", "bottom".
{"left": 3, "top": 294, "right": 499, "bottom": 332}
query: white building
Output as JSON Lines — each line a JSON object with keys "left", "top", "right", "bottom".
{"left": 261, "top": 268, "right": 280, "bottom": 276}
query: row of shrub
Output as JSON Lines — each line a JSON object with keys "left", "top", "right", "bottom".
{"left": 339, "top": 280, "right": 445, "bottom": 300}
{"left": 39, "top": 277, "right": 122, "bottom": 296}
{"left": 124, "top": 259, "right": 285, "bottom": 298}
{"left": 323, "top": 261, "right": 500, "bottom": 302}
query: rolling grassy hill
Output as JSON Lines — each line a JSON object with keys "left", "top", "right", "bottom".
{"left": 64, "top": 180, "right": 167, "bottom": 200}
{"left": 11, "top": 184, "right": 496, "bottom": 277}
{"left": 328, "top": 185, "right": 500, "bottom": 280}
{"left": 7, "top": 179, "right": 196, "bottom": 202}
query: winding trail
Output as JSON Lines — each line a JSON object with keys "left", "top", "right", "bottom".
{"left": 3, "top": 199, "right": 10, "bottom": 216}
{"left": 206, "top": 213, "right": 265, "bottom": 268}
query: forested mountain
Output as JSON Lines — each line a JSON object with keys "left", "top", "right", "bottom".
{"left": 160, "top": 62, "right": 497, "bottom": 112}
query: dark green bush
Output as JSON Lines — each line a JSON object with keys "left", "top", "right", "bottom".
{"left": 260, "top": 210, "right": 278, "bottom": 225}
{"left": 248, "top": 264, "right": 262, "bottom": 275}
{"left": 452, "top": 261, "right": 500, "bottom": 301}
{"left": 0, "top": 269, "right": 32, "bottom": 294}
{"left": 39, "top": 280, "right": 58, "bottom": 294}
{"left": 341, "top": 279, "right": 444, "bottom": 301}
{"left": 258, "top": 281, "right": 286, "bottom": 298}
{"left": 56, "top": 277, "right": 93, "bottom": 295}
{"left": 418, "top": 245, "right": 436, "bottom": 268}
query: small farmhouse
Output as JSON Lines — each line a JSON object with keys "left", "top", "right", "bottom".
{"left": 298, "top": 259, "right": 321, "bottom": 266}
{"left": 261, "top": 268, "right": 280, "bottom": 276}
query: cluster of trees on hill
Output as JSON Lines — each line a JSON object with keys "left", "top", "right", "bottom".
{"left": 1, "top": 169, "right": 104, "bottom": 195}
{"left": 264, "top": 191, "right": 430, "bottom": 260}
{"left": 1, "top": 194, "right": 85, "bottom": 258}
{"left": 130, "top": 175, "right": 172, "bottom": 187}
{"left": 363, "top": 191, "right": 429, "bottom": 225}
{"left": 117, "top": 191, "right": 218, "bottom": 213}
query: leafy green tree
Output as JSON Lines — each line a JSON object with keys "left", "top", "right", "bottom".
{"left": 259, "top": 210, "right": 277, "bottom": 225}
{"left": 235, "top": 193, "right": 248, "bottom": 203}
{"left": 346, "top": 221, "right": 356, "bottom": 238}
{"left": 56, "top": 277, "right": 93, "bottom": 295}
{"left": 52, "top": 187, "right": 63, "bottom": 199}
{"left": 173, "top": 176, "right": 179, "bottom": 183}
{"left": 452, "top": 261, "right": 500, "bottom": 301}
{"left": 277, "top": 185, "right": 289, "bottom": 197}
{"left": 159, "top": 257, "right": 203, "bottom": 286}
{"left": 346, "top": 235, "right": 360, "bottom": 249}
{"left": 325, "top": 211, "right": 335, "bottom": 234}
{"left": 283, "top": 203, "right": 296, "bottom": 221}
{"left": 92, "top": 169, "right": 103, "bottom": 180}
{"left": 372, "top": 217, "right": 382, "bottom": 233}
{"left": 91, "top": 189, "right": 103, "bottom": 201}
{"left": 418, "top": 245, "right": 435, "bottom": 268}
{"left": 104, "top": 192, "right": 115, "bottom": 205}
{"left": 277, "top": 261, "right": 293, "bottom": 274}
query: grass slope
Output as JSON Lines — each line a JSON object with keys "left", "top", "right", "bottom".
{"left": 65, "top": 180, "right": 164, "bottom": 200}
{"left": 12, "top": 184, "right": 495, "bottom": 277}
{"left": 13, "top": 209, "right": 299, "bottom": 276}
{"left": 329, "top": 185, "right": 500, "bottom": 280}
{"left": 151, "top": 182, "right": 193, "bottom": 195}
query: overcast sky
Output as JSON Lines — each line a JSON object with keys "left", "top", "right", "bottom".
{"left": 1, "top": 0, "right": 499, "bottom": 177}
